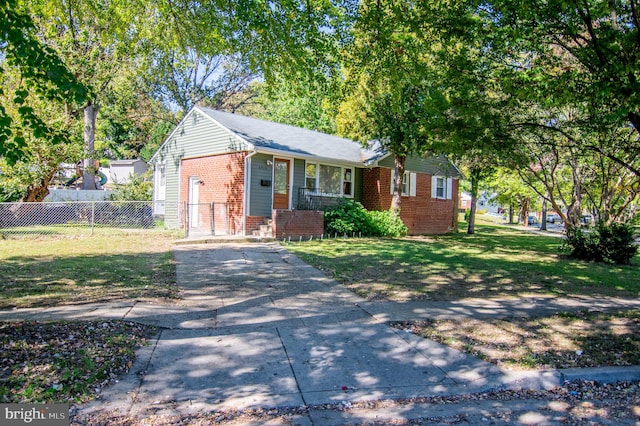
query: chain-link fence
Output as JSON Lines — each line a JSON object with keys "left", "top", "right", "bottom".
{"left": 181, "top": 202, "right": 230, "bottom": 237}
{"left": 0, "top": 201, "right": 165, "bottom": 238}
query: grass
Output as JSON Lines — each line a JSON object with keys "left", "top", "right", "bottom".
{"left": 0, "top": 231, "right": 174, "bottom": 404}
{"left": 285, "top": 223, "right": 640, "bottom": 370}
{"left": 1, "top": 223, "right": 638, "bottom": 407}
{"left": 284, "top": 224, "right": 640, "bottom": 301}
{"left": 393, "top": 310, "right": 640, "bottom": 370}
{"left": 0, "top": 230, "right": 179, "bottom": 308}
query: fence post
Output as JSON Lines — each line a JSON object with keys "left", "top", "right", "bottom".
{"left": 91, "top": 201, "right": 95, "bottom": 235}
{"left": 182, "top": 201, "right": 188, "bottom": 238}
{"left": 210, "top": 202, "right": 215, "bottom": 236}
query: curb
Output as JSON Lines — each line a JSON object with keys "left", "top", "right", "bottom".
{"left": 559, "top": 365, "right": 640, "bottom": 384}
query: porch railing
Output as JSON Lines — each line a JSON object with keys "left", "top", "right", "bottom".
{"left": 296, "top": 188, "right": 340, "bottom": 210}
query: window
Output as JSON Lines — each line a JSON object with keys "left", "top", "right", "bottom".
{"left": 391, "top": 170, "right": 417, "bottom": 197}
{"left": 305, "top": 163, "right": 317, "bottom": 189}
{"left": 305, "top": 162, "right": 353, "bottom": 196}
{"left": 343, "top": 168, "right": 353, "bottom": 197}
{"left": 401, "top": 172, "right": 409, "bottom": 196}
{"left": 320, "top": 164, "right": 341, "bottom": 194}
{"left": 436, "top": 177, "right": 446, "bottom": 198}
{"left": 432, "top": 176, "right": 453, "bottom": 199}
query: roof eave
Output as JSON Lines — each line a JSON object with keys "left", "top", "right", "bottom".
{"left": 253, "top": 147, "right": 367, "bottom": 168}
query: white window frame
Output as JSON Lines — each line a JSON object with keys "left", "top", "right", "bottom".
{"left": 431, "top": 176, "right": 453, "bottom": 200}
{"left": 155, "top": 161, "right": 166, "bottom": 200}
{"left": 305, "top": 161, "right": 354, "bottom": 197}
{"left": 343, "top": 167, "right": 353, "bottom": 197}
{"left": 305, "top": 163, "right": 317, "bottom": 190}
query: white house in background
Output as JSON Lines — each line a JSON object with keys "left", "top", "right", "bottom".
{"left": 108, "top": 159, "right": 148, "bottom": 185}
{"left": 477, "top": 191, "right": 502, "bottom": 214}
{"left": 460, "top": 191, "right": 503, "bottom": 214}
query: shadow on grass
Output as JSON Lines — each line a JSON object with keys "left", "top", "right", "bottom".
{"left": 287, "top": 228, "right": 640, "bottom": 301}
{"left": 0, "top": 251, "right": 177, "bottom": 309}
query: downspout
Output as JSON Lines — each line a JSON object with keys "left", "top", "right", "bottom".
{"left": 243, "top": 151, "right": 257, "bottom": 236}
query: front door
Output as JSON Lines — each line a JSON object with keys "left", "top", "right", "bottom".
{"left": 188, "top": 176, "right": 200, "bottom": 228}
{"left": 273, "top": 158, "right": 290, "bottom": 209}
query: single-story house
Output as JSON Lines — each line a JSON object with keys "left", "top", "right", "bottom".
{"left": 150, "top": 106, "right": 462, "bottom": 238}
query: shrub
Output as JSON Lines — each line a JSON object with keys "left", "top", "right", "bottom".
{"left": 565, "top": 223, "right": 638, "bottom": 265}
{"left": 323, "top": 198, "right": 408, "bottom": 238}
{"left": 324, "top": 198, "right": 373, "bottom": 236}
{"left": 108, "top": 172, "right": 153, "bottom": 201}
{"left": 368, "top": 209, "right": 408, "bottom": 237}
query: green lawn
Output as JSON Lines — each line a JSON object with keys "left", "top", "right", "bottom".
{"left": 0, "top": 231, "right": 179, "bottom": 308}
{"left": 284, "top": 224, "right": 640, "bottom": 301}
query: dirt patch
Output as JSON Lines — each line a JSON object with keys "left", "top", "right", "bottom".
{"left": 393, "top": 310, "right": 640, "bottom": 370}
{"left": 0, "top": 320, "right": 156, "bottom": 403}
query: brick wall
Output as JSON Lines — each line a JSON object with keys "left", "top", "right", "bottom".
{"left": 362, "top": 167, "right": 459, "bottom": 235}
{"left": 272, "top": 209, "right": 324, "bottom": 239}
{"left": 180, "top": 152, "right": 246, "bottom": 234}
{"left": 246, "top": 215, "right": 268, "bottom": 234}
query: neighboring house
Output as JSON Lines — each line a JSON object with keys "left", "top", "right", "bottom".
{"left": 459, "top": 192, "right": 472, "bottom": 210}
{"left": 460, "top": 191, "right": 503, "bottom": 215}
{"left": 108, "top": 159, "right": 148, "bottom": 186}
{"left": 150, "top": 106, "right": 462, "bottom": 237}
{"left": 476, "top": 191, "right": 502, "bottom": 214}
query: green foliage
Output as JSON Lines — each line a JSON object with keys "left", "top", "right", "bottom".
{"left": 0, "top": 0, "right": 88, "bottom": 164}
{"left": 367, "top": 209, "right": 408, "bottom": 238}
{"left": 565, "top": 223, "right": 638, "bottom": 265}
{"left": 323, "top": 198, "right": 407, "bottom": 238}
{"left": 324, "top": 198, "right": 374, "bottom": 236}
{"left": 253, "top": 77, "right": 338, "bottom": 135}
{"left": 107, "top": 172, "right": 153, "bottom": 201}
{"left": 0, "top": 172, "right": 24, "bottom": 202}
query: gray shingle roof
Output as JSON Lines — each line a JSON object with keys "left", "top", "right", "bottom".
{"left": 198, "top": 107, "right": 386, "bottom": 165}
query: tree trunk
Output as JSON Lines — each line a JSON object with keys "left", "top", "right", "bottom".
{"left": 519, "top": 197, "right": 530, "bottom": 226}
{"left": 564, "top": 156, "right": 583, "bottom": 232}
{"left": 540, "top": 198, "right": 547, "bottom": 231}
{"left": 22, "top": 171, "right": 55, "bottom": 202}
{"left": 391, "top": 154, "right": 406, "bottom": 215}
{"left": 81, "top": 102, "right": 98, "bottom": 190}
{"left": 467, "top": 170, "right": 479, "bottom": 234}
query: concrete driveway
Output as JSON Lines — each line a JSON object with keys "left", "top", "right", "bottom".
{"left": 75, "top": 242, "right": 524, "bottom": 419}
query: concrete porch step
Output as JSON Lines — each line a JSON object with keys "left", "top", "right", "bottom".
{"left": 251, "top": 218, "right": 274, "bottom": 238}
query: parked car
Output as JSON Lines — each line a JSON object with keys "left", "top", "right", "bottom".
{"left": 546, "top": 213, "right": 561, "bottom": 224}
{"left": 580, "top": 214, "right": 593, "bottom": 225}
{"left": 527, "top": 215, "right": 538, "bottom": 225}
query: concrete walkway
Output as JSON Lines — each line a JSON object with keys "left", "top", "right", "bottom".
{"left": 2, "top": 242, "right": 640, "bottom": 424}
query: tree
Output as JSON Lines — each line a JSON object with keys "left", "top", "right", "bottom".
{"left": 0, "top": 0, "right": 88, "bottom": 165}
{"left": 142, "top": 49, "right": 258, "bottom": 114}
{"left": 251, "top": 75, "right": 339, "bottom": 134}
{"left": 0, "top": 64, "right": 83, "bottom": 201}
{"left": 489, "top": 168, "right": 541, "bottom": 226}
{"left": 337, "top": 0, "right": 450, "bottom": 214}
{"left": 26, "top": 0, "right": 146, "bottom": 190}
{"left": 486, "top": 0, "right": 640, "bottom": 174}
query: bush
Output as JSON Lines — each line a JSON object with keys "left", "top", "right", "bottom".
{"left": 368, "top": 210, "right": 408, "bottom": 237}
{"left": 323, "top": 198, "right": 408, "bottom": 238}
{"left": 324, "top": 198, "right": 373, "bottom": 236}
{"left": 108, "top": 172, "right": 153, "bottom": 201}
{"left": 565, "top": 223, "right": 638, "bottom": 265}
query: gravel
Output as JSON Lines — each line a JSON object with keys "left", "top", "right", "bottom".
{"left": 70, "top": 380, "right": 640, "bottom": 425}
